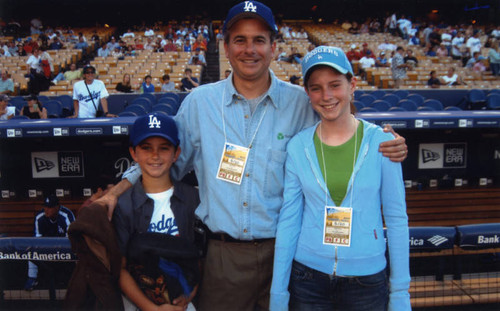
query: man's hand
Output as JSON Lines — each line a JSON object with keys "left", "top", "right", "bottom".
{"left": 380, "top": 124, "right": 408, "bottom": 163}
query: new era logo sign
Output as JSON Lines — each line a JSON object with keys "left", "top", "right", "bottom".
{"left": 243, "top": 1, "right": 257, "bottom": 12}
{"left": 422, "top": 149, "right": 440, "bottom": 163}
{"left": 148, "top": 115, "right": 161, "bottom": 128}
{"left": 34, "top": 157, "right": 55, "bottom": 172}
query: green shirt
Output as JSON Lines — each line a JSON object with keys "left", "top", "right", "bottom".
{"left": 314, "top": 121, "right": 363, "bottom": 206}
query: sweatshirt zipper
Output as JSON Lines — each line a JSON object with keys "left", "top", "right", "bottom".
{"left": 333, "top": 246, "right": 338, "bottom": 276}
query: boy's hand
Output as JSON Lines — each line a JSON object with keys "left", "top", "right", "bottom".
{"left": 379, "top": 124, "right": 408, "bottom": 163}
{"left": 172, "top": 285, "right": 198, "bottom": 307}
{"left": 157, "top": 304, "right": 186, "bottom": 311}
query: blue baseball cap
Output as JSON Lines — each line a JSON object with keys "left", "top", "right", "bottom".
{"left": 223, "top": 1, "right": 278, "bottom": 34}
{"left": 301, "top": 46, "right": 354, "bottom": 83}
{"left": 130, "top": 113, "right": 180, "bottom": 147}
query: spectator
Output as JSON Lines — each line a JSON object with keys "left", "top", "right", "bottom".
{"left": 26, "top": 48, "right": 46, "bottom": 94}
{"left": 108, "top": 37, "right": 120, "bottom": 51}
{"left": 113, "top": 114, "right": 200, "bottom": 310}
{"left": 72, "top": 65, "right": 114, "bottom": 118}
{"left": 488, "top": 40, "right": 500, "bottom": 76}
{"left": 436, "top": 44, "right": 448, "bottom": 57}
{"left": 451, "top": 31, "right": 465, "bottom": 61}
{"left": 30, "top": 17, "right": 43, "bottom": 35}
{"left": 144, "top": 27, "right": 154, "bottom": 37}
{"left": 359, "top": 43, "right": 374, "bottom": 59}
{"left": 0, "top": 69, "right": 14, "bottom": 95}
{"left": 49, "top": 37, "right": 63, "bottom": 50}
{"left": 0, "top": 94, "right": 15, "bottom": 120}
{"left": 465, "top": 51, "right": 481, "bottom": 69}
{"left": 183, "top": 39, "right": 191, "bottom": 52}
{"left": 346, "top": 44, "right": 361, "bottom": 62}
{"left": 376, "top": 51, "right": 389, "bottom": 67}
{"left": 404, "top": 49, "right": 418, "bottom": 70}
{"left": 188, "top": 48, "right": 207, "bottom": 66}
{"left": 163, "top": 39, "right": 177, "bottom": 52}
{"left": 52, "top": 63, "right": 82, "bottom": 84}
{"left": 289, "top": 75, "right": 300, "bottom": 85}
{"left": 141, "top": 75, "right": 155, "bottom": 93}
{"left": 115, "top": 73, "right": 133, "bottom": 93}
{"left": 440, "top": 67, "right": 466, "bottom": 86}
{"left": 275, "top": 46, "right": 288, "bottom": 61}
{"left": 466, "top": 31, "right": 482, "bottom": 55}
{"left": 20, "top": 94, "right": 47, "bottom": 119}
{"left": 359, "top": 51, "right": 375, "bottom": 80}
{"left": 161, "top": 74, "right": 176, "bottom": 92}
{"left": 180, "top": 68, "right": 198, "bottom": 92}
{"left": 427, "top": 70, "right": 441, "bottom": 88}
{"left": 377, "top": 39, "right": 396, "bottom": 52}
{"left": 24, "top": 194, "right": 75, "bottom": 291}
{"left": 121, "top": 28, "right": 135, "bottom": 39}
{"left": 97, "top": 43, "right": 110, "bottom": 57}
{"left": 426, "top": 45, "right": 437, "bottom": 57}
{"left": 224, "top": 69, "right": 232, "bottom": 79}
{"left": 392, "top": 46, "right": 409, "bottom": 88}
{"left": 74, "top": 36, "right": 88, "bottom": 51}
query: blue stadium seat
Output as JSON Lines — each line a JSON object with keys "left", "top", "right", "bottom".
{"left": 43, "top": 100, "right": 63, "bottom": 118}
{"left": 138, "top": 93, "right": 157, "bottom": 105}
{"left": 359, "top": 106, "right": 378, "bottom": 112}
{"left": 488, "top": 89, "right": 500, "bottom": 96}
{"left": 131, "top": 97, "right": 152, "bottom": 113}
{"left": 56, "top": 95, "right": 74, "bottom": 117}
{"left": 157, "top": 97, "right": 179, "bottom": 112}
{"left": 397, "top": 99, "right": 418, "bottom": 111}
{"left": 381, "top": 94, "right": 400, "bottom": 107}
{"left": 11, "top": 115, "right": 29, "bottom": 119}
{"left": 372, "top": 100, "right": 391, "bottom": 112}
{"left": 8, "top": 100, "right": 24, "bottom": 112}
{"left": 417, "top": 106, "right": 434, "bottom": 111}
{"left": 486, "top": 94, "right": 500, "bottom": 110}
{"left": 160, "top": 92, "right": 180, "bottom": 104}
{"left": 406, "top": 94, "right": 425, "bottom": 106}
{"left": 354, "top": 90, "right": 365, "bottom": 100}
{"left": 153, "top": 103, "right": 175, "bottom": 115}
{"left": 353, "top": 100, "right": 365, "bottom": 112}
{"left": 444, "top": 106, "right": 462, "bottom": 111}
{"left": 423, "top": 99, "right": 444, "bottom": 111}
{"left": 125, "top": 104, "right": 148, "bottom": 115}
{"left": 370, "top": 90, "right": 386, "bottom": 99}
{"left": 118, "top": 111, "right": 138, "bottom": 117}
{"left": 358, "top": 94, "right": 377, "bottom": 106}
{"left": 392, "top": 90, "right": 409, "bottom": 99}
{"left": 37, "top": 95, "right": 50, "bottom": 103}
{"left": 467, "top": 89, "right": 487, "bottom": 110}
{"left": 388, "top": 106, "right": 406, "bottom": 112}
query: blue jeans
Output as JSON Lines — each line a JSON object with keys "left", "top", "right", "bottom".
{"left": 289, "top": 261, "right": 388, "bottom": 311}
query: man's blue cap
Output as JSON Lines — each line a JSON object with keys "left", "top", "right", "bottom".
{"left": 223, "top": 1, "right": 278, "bottom": 34}
{"left": 130, "top": 113, "right": 180, "bottom": 147}
{"left": 301, "top": 46, "right": 354, "bottom": 82}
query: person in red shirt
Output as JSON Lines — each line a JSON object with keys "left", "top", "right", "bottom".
{"left": 346, "top": 44, "right": 361, "bottom": 62}
{"left": 360, "top": 42, "right": 375, "bottom": 58}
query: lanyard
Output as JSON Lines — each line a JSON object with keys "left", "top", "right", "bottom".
{"left": 318, "top": 116, "right": 358, "bottom": 207}
{"left": 221, "top": 89, "right": 269, "bottom": 149}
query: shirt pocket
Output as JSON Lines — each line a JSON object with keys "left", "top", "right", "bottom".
{"left": 263, "top": 149, "right": 287, "bottom": 198}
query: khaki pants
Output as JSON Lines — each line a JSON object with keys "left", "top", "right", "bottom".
{"left": 198, "top": 238, "right": 275, "bottom": 311}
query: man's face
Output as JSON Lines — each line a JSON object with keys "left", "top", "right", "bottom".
{"left": 1, "top": 70, "right": 7, "bottom": 81}
{"left": 70, "top": 64, "right": 76, "bottom": 71}
{"left": 224, "top": 18, "right": 276, "bottom": 84}
{"left": 44, "top": 206, "right": 60, "bottom": 220}
{"left": 84, "top": 69, "right": 95, "bottom": 83}
{"left": 0, "top": 99, "right": 7, "bottom": 110}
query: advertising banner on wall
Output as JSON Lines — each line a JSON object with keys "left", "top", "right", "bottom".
{"left": 418, "top": 143, "right": 467, "bottom": 169}
{"left": 31, "top": 151, "right": 84, "bottom": 178}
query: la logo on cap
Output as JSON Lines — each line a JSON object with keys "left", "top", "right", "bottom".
{"left": 244, "top": 1, "right": 257, "bottom": 12}
{"left": 148, "top": 115, "right": 161, "bottom": 128}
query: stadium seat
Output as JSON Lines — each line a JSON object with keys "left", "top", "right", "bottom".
{"left": 153, "top": 103, "right": 175, "bottom": 115}
{"left": 138, "top": 93, "right": 157, "bottom": 105}
{"left": 56, "top": 95, "right": 74, "bottom": 117}
{"left": 488, "top": 89, "right": 500, "bottom": 96}
{"left": 388, "top": 106, "right": 406, "bottom": 112}
{"left": 11, "top": 115, "right": 29, "bottom": 119}
{"left": 392, "top": 90, "right": 409, "bottom": 99}
{"left": 157, "top": 97, "right": 179, "bottom": 112}
{"left": 8, "top": 100, "right": 25, "bottom": 112}
{"left": 359, "top": 106, "right": 378, "bottom": 112}
{"left": 153, "top": 110, "right": 170, "bottom": 117}
{"left": 423, "top": 99, "right": 444, "bottom": 111}
{"left": 353, "top": 90, "right": 365, "bottom": 100}
{"left": 467, "top": 89, "right": 487, "bottom": 110}
{"left": 398, "top": 99, "right": 418, "bottom": 111}
{"left": 417, "top": 106, "right": 434, "bottom": 111}
{"left": 486, "top": 94, "right": 500, "bottom": 110}
{"left": 131, "top": 97, "right": 152, "bottom": 113}
{"left": 160, "top": 92, "right": 180, "bottom": 104}
{"left": 43, "top": 100, "right": 63, "bottom": 118}
{"left": 358, "top": 94, "right": 377, "bottom": 106}
{"left": 118, "top": 111, "right": 138, "bottom": 117}
{"left": 353, "top": 100, "right": 365, "bottom": 112}
{"left": 381, "top": 94, "right": 400, "bottom": 107}
{"left": 406, "top": 94, "right": 425, "bottom": 106}
{"left": 372, "top": 100, "right": 391, "bottom": 112}
{"left": 125, "top": 104, "right": 148, "bottom": 115}
{"left": 370, "top": 90, "right": 386, "bottom": 99}
{"left": 37, "top": 95, "right": 50, "bottom": 103}
{"left": 443, "top": 105, "right": 462, "bottom": 111}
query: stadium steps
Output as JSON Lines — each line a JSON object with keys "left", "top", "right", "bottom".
{"left": 204, "top": 39, "right": 219, "bottom": 84}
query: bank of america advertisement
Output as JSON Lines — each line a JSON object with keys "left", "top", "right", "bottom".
{"left": 418, "top": 143, "right": 467, "bottom": 169}
{"left": 31, "top": 151, "right": 84, "bottom": 178}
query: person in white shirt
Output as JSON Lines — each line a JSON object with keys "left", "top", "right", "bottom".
{"left": 72, "top": 65, "right": 115, "bottom": 118}
{"left": 121, "top": 29, "right": 135, "bottom": 39}
{"left": 0, "top": 94, "right": 15, "bottom": 120}
{"left": 144, "top": 28, "right": 154, "bottom": 37}
{"left": 466, "top": 32, "right": 482, "bottom": 54}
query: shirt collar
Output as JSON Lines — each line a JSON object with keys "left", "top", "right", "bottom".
{"left": 132, "top": 179, "right": 187, "bottom": 210}
{"left": 224, "top": 69, "right": 280, "bottom": 109}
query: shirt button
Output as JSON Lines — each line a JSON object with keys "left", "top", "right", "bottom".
{"left": 244, "top": 115, "right": 249, "bottom": 119}
{"left": 243, "top": 202, "right": 248, "bottom": 207}
{"left": 243, "top": 229, "right": 248, "bottom": 233}
{"left": 245, "top": 173, "right": 250, "bottom": 177}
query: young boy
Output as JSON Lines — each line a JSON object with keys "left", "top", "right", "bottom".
{"left": 113, "top": 113, "right": 200, "bottom": 311}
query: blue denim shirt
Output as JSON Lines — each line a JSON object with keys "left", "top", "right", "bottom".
{"left": 172, "top": 71, "right": 318, "bottom": 239}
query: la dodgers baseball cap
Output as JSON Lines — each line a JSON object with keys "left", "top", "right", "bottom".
{"left": 301, "top": 46, "right": 354, "bottom": 83}
{"left": 223, "top": 1, "right": 278, "bottom": 34}
{"left": 130, "top": 113, "right": 180, "bottom": 147}
{"left": 43, "top": 194, "right": 59, "bottom": 208}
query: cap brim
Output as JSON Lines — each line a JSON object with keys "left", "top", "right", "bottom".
{"left": 132, "top": 133, "right": 178, "bottom": 147}
{"left": 225, "top": 13, "right": 275, "bottom": 33}
{"left": 305, "top": 62, "right": 349, "bottom": 78}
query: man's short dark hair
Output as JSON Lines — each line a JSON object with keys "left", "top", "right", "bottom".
{"left": 223, "top": 17, "right": 276, "bottom": 44}
{"left": 184, "top": 68, "right": 192, "bottom": 74}
{"left": 162, "top": 74, "right": 170, "bottom": 81}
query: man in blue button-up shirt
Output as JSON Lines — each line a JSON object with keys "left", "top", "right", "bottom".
{"left": 104, "top": 2, "right": 407, "bottom": 310}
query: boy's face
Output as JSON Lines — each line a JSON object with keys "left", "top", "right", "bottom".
{"left": 129, "top": 137, "right": 180, "bottom": 180}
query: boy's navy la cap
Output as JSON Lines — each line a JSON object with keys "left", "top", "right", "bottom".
{"left": 43, "top": 194, "right": 59, "bottom": 207}
{"left": 301, "top": 46, "right": 354, "bottom": 81}
{"left": 130, "top": 113, "right": 180, "bottom": 147}
{"left": 223, "top": 1, "right": 278, "bottom": 34}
